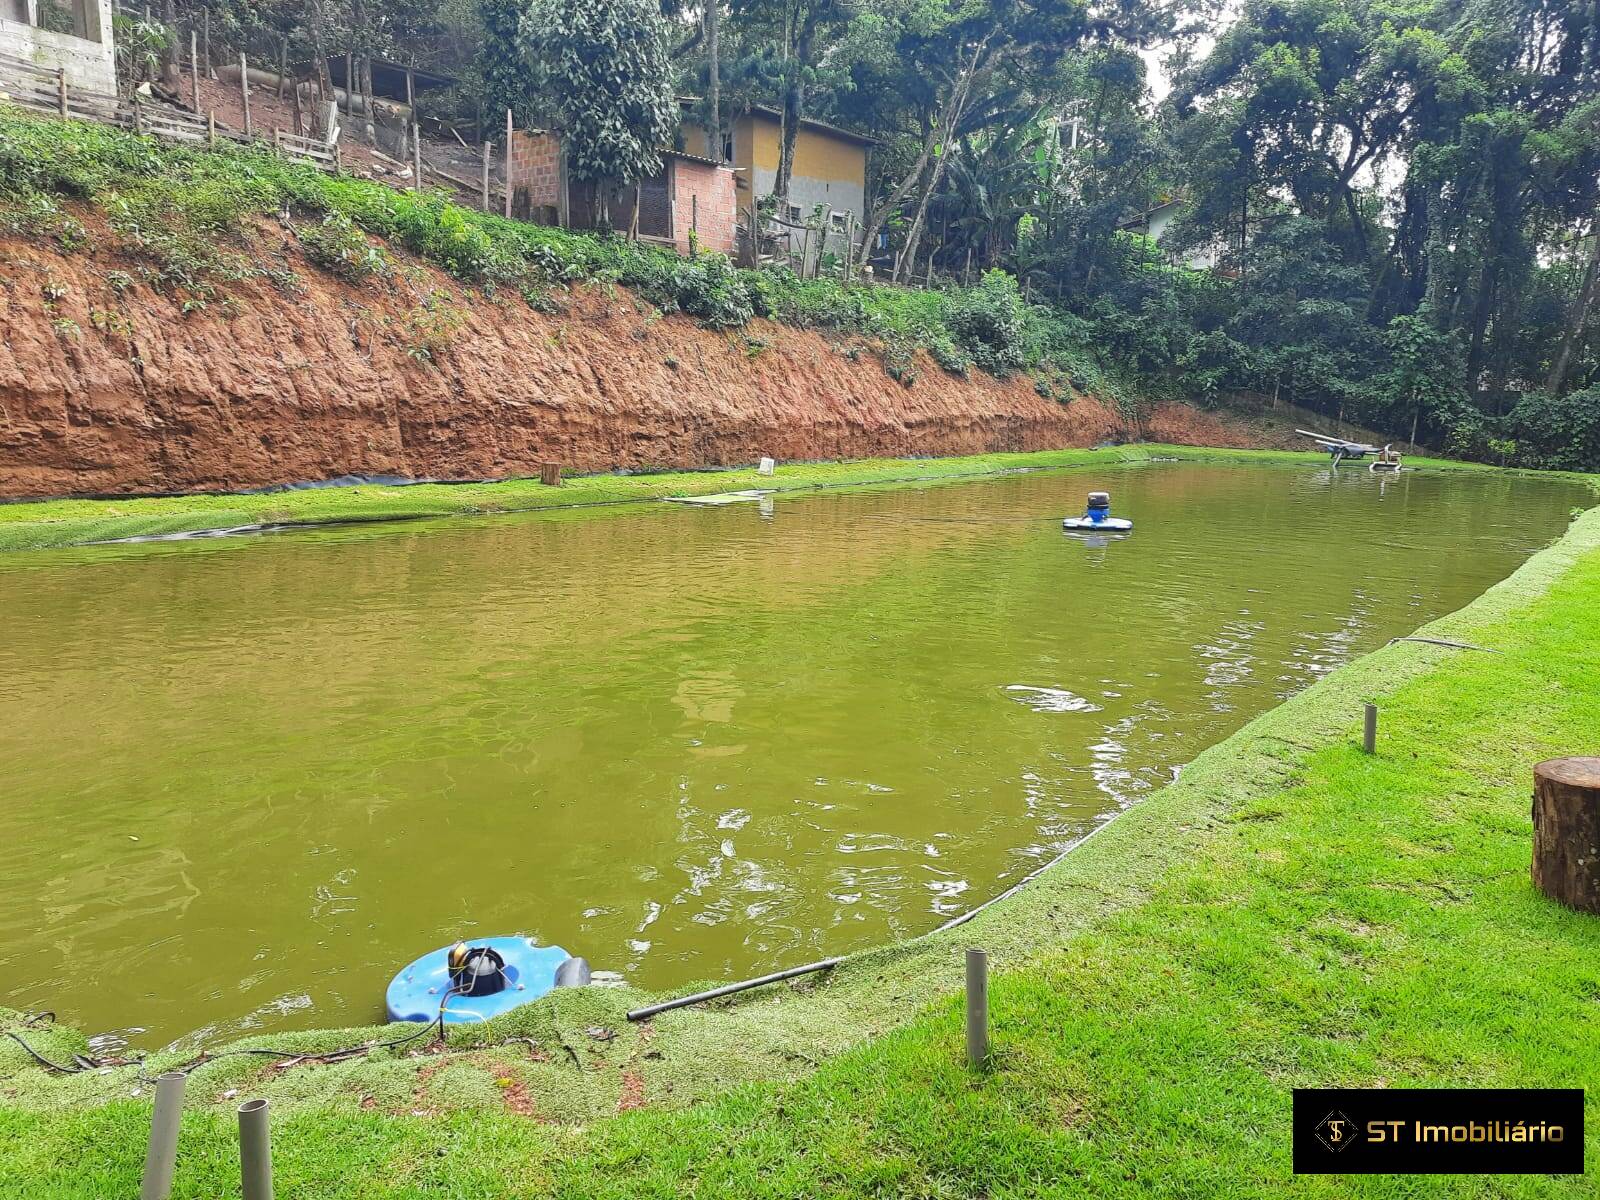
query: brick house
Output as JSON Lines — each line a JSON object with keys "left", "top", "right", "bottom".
{"left": 506, "top": 129, "right": 737, "bottom": 258}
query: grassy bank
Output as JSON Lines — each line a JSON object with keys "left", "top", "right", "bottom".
{"left": 0, "top": 443, "right": 1508, "bottom": 553}
{"left": 2, "top": 478, "right": 1597, "bottom": 1196}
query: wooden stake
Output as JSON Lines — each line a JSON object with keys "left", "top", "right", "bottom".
{"left": 57, "top": 69, "right": 68, "bottom": 117}
{"left": 239, "top": 52, "right": 251, "bottom": 137}
{"left": 1363, "top": 703, "right": 1377, "bottom": 754}
{"left": 207, "top": 110, "right": 216, "bottom": 146}
{"left": 1532, "top": 758, "right": 1600, "bottom": 914}
{"left": 504, "top": 109, "right": 513, "bottom": 219}
{"left": 481, "top": 141, "right": 491, "bottom": 213}
{"left": 413, "top": 127, "right": 423, "bottom": 193}
{"left": 190, "top": 30, "right": 200, "bottom": 111}
{"left": 345, "top": 52, "right": 354, "bottom": 118}
{"left": 202, "top": 7, "right": 211, "bottom": 79}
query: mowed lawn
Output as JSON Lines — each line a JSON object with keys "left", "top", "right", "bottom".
{"left": 3, "top": 525, "right": 1598, "bottom": 1198}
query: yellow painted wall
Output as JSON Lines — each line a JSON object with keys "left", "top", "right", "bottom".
{"left": 675, "top": 113, "right": 865, "bottom": 209}
{"left": 741, "top": 113, "right": 865, "bottom": 191}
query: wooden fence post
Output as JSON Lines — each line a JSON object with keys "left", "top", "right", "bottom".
{"left": 57, "top": 69, "right": 68, "bottom": 118}
{"left": 481, "top": 141, "right": 491, "bottom": 213}
{"left": 207, "top": 110, "right": 216, "bottom": 146}
{"left": 202, "top": 7, "right": 211, "bottom": 79}
{"left": 412, "top": 130, "right": 423, "bottom": 194}
{"left": 504, "top": 109, "right": 513, "bottom": 220}
{"left": 239, "top": 52, "right": 252, "bottom": 137}
{"left": 190, "top": 30, "right": 200, "bottom": 111}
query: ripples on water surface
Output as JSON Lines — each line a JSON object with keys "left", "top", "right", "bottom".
{"left": 0, "top": 462, "right": 1587, "bottom": 1046}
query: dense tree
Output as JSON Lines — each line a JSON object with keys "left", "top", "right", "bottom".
{"left": 520, "top": 0, "right": 678, "bottom": 218}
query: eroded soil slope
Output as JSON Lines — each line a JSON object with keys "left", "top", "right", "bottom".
{"left": 0, "top": 224, "right": 1257, "bottom": 498}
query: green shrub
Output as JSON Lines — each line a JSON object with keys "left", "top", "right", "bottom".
{"left": 942, "top": 270, "right": 1027, "bottom": 375}
{"left": 297, "top": 212, "right": 391, "bottom": 283}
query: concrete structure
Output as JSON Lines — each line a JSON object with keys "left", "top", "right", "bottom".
{"left": 681, "top": 106, "right": 874, "bottom": 265}
{"left": 505, "top": 130, "right": 737, "bottom": 258}
{"left": 0, "top": 0, "right": 115, "bottom": 93}
{"left": 1121, "top": 199, "right": 1225, "bottom": 271}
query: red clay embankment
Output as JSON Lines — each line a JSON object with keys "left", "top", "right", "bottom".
{"left": 0, "top": 228, "right": 1264, "bottom": 499}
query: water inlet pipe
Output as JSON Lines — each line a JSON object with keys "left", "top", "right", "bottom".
{"left": 626, "top": 957, "right": 844, "bottom": 1022}
{"left": 238, "top": 1099, "right": 273, "bottom": 1200}
{"left": 139, "top": 1071, "right": 186, "bottom": 1200}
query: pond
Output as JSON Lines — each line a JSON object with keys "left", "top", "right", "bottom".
{"left": 0, "top": 461, "right": 1587, "bottom": 1048}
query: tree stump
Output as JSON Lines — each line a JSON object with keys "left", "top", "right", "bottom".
{"left": 1532, "top": 757, "right": 1600, "bottom": 914}
{"left": 540, "top": 462, "right": 562, "bottom": 487}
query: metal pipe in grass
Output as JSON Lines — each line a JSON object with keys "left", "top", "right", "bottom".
{"left": 139, "top": 1071, "right": 186, "bottom": 1200}
{"left": 238, "top": 1099, "right": 273, "bottom": 1200}
{"left": 626, "top": 957, "right": 844, "bottom": 1022}
{"left": 965, "top": 949, "right": 989, "bottom": 1070}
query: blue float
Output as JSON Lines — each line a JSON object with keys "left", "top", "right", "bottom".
{"left": 386, "top": 937, "right": 590, "bottom": 1024}
{"left": 1062, "top": 490, "right": 1133, "bottom": 532}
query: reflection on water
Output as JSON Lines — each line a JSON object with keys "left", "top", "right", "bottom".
{"left": 0, "top": 462, "right": 1586, "bottom": 1045}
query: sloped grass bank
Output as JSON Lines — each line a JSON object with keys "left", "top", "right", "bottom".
{"left": 0, "top": 443, "right": 1497, "bottom": 553}
{"left": 2, "top": 487, "right": 1597, "bottom": 1195}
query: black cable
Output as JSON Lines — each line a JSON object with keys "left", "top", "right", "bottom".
{"left": 3, "top": 1030, "right": 86, "bottom": 1075}
{"left": 167, "top": 981, "right": 461, "bottom": 1077}
{"left": 17, "top": 965, "right": 471, "bottom": 1082}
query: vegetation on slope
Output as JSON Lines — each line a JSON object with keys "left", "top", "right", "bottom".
{"left": 130, "top": 0, "right": 1600, "bottom": 470}
{"left": 0, "top": 107, "right": 1127, "bottom": 407}
{"left": 2, "top": 483, "right": 1597, "bottom": 1198}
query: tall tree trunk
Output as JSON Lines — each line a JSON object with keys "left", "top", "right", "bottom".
{"left": 705, "top": 0, "right": 721, "bottom": 161}
{"left": 774, "top": 1, "right": 815, "bottom": 207}
{"left": 855, "top": 116, "right": 935, "bottom": 271}
{"left": 1548, "top": 219, "right": 1600, "bottom": 395}
{"left": 307, "top": 0, "right": 336, "bottom": 119}
{"left": 892, "top": 36, "right": 989, "bottom": 283}
{"left": 160, "top": 0, "right": 179, "bottom": 87}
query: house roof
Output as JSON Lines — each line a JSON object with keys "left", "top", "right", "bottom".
{"left": 742, "top": 105, "right": 879, "bottom": 147}
{"left": 662, "top": 147, "right": 734, "bottom": 169}
{"left": 676, "top": 98, "right": 877, "bottom": 147}
{"left": 323, "top": 56, "right": 457, "bottom": 99}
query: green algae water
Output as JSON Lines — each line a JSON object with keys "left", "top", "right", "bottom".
{"left": 0, "top": 461, "right": 1587, "bottom": 1048}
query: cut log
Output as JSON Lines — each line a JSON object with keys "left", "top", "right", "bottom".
{"left": 1532, "top": 757, "right": 1600, "bottom": 914}
{"left": 540, "top": 462, "right": 562, "bottom": 487}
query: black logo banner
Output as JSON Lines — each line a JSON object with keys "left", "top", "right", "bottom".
{"left": 1293, "top": 1088, "right": 1584, "bottom": 1175}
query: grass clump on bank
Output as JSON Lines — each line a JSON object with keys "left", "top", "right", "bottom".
{"left": 0, "top": 444, "right": 1502, "bottom": 554}
{"left": 0, "top": 105, "right": 1127, "bottom": 399}
{"left": 2, "top": 477, "right": 1596, "bottom": 1197}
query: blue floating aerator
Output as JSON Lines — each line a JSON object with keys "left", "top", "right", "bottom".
{"left": 1063, "top": 490, "right": 1133, "bottom": 533}
{"left": 386, "top": 936, "right": 591, "bottom": 1024}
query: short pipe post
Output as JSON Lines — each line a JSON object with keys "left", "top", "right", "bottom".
{"left": 1363, "top": 703, "right": 1377, "bottom": 755}
{"left": 139, "top": 1070, "right": 186, "bottom": 1200}
{"left": 965, "top": 948, "right": 989, "bottom": 1070}
{"left": 237, "top": 1099, "right": 273, "bottom": 1200}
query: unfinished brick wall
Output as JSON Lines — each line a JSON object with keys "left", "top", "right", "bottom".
{"left": 507, "top": 130, "right": 561, "bottom": 223}
{"left": 671, "top": 159, "right": 737, "bottom": 256}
